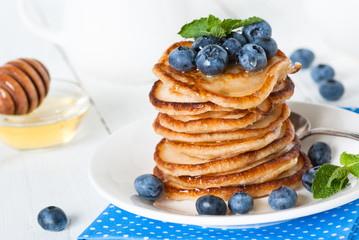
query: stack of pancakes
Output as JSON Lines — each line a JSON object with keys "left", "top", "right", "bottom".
{"left": 150, "top": 41, "right": 311, "bottom": 201}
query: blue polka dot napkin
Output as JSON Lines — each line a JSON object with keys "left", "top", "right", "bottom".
{"left": 78, "top": 198, "right": 359, "bottom": 240}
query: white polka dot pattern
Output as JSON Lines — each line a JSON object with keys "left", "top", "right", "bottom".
{"left": 78, "top": 199, "right": 359, "bottom": 240}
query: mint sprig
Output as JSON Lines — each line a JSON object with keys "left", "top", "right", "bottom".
{"left": 312, "top": 152, "right": 359, "bottom": 199}
{"left": 178, "top": 15, "right": 262, "bottom": 39}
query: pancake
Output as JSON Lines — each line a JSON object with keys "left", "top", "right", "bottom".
{"left": 153, "top": 41, "right": 301, "bottom": 109}
{"left": 161, "top": 138, "right": 300, "bottom": 188}
{"left": 163, "top": 120, "right": 290, "bottom": 160}
{"left": 153, "top": 151, "right": 311, "bottom": 201}
{"left": 157, "top": 110, "right": 261, "bottom": 133}
{"left": 149, "top": 75, "right": 295, "bottom": 116}
{"left": 154, "top": 119, "right": 295, "bottom": 176}
{"left": 153, "top": 103, "right": 289, "bottom": 142}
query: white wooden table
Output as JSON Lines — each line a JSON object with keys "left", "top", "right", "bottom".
{"left": 1, "top": 1, "right": 358, "bottom": 239}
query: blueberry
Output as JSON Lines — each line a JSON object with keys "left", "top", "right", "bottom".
{"left": 290, "top": 48, "right": 315, "bottom": 69}
{"left": 221, "top": 38, "right": 242, "bottom": 63}
{"left": 238, "top": 44, "right": 267, "bottom": 71}
{"left": 228, "top": 191, "right": 254, "bottom": 214}
{"left": 134, "top": 174, "right": 164, "bottom": 201}
{"left": 230, "top": 32, "right": 248, "bottom": 46}
{"left": 37, "top": 206, "right": 68, "bottom": 231}
{"left": 319, "top": 79, "right": 344, "bottom": 101}
{"left": 268, "top": 186, "right": 298, "bottom": 210}
{"left": 311, "top": 64, "right": 335, "bottom": 83}
{"left": 242, "top": 20, "right": 272, "bottom": 42}
{"left": 192, "top": 35, "right": 221, "bottom": 52}
{"left": 196, "top": 194, "right": 227, "bottom": 215}
{"left": 308, "top": 142, "right": 332, "bottom": 166}
{"left": 253, "top": 36, "right": 278, "bottom": 59}
{"left": 302, "top": 166, "right": 321, "bottom": 192}
{"left": 196, "top": 44, "right": 228, "bottom": 75}
{"left": 168, "top": 46, "right": 197, "bottom": 72}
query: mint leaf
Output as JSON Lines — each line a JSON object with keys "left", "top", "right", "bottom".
{"left": 312, "top": 164, "right": 349, "bottom": 199}
{"left": 178, "top": 15, "right": 262, "bottom": 39}
{"left": 209, "top": 26, "right": 226, "bottom": 38}
{"left": 207, "top": 15, "right": 222, "bottom": 29}
{"left": 326, "top": 167, "right": 350, "bottom": 188}
{"left": 340, "top": 152, "right": 359, "bottom": 177}
{"left": 221, "top": 16, "right": 262, "bottom": 35}
{"left": 178, "top": 17, "right": 209, "bottom": 39}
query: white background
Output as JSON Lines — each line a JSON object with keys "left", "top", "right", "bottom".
{"left": 0, "top": 0, "right": 358, "bottom": 239}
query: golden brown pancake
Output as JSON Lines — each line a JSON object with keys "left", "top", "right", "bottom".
{"left": 153, "top": 103, "right": 290, "bottom": 142}
{"left": 163, "top": 121, "right": 289, "bottom": 160}
{"left": 154, "top": 119, "right": 295, "bottom": 176}
{"left": 149, "top": 76, "right": 294, "bottom": 116}
{"left": 153, "top": 151, "right": 311, "bottom": 200}
{"left": 161, "top": 138, "right": 300, "bottom": 188}
{"left": 153, "top": 41, "right": 300, "bottom": 109}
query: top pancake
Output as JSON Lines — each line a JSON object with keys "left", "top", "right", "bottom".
{"left": 153, "top": 41, "right": 301, "bottom": 109}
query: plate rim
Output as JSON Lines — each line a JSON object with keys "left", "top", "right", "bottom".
{"left": 88, "top": 101, "right": 359, "bottom": 227}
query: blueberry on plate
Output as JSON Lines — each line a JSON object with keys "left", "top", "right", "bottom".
{"left": 290, "top": 48, "right": 315, "bottom": 69}
{"left": 221, "top": 38, "right": 242, "bottom": 63}
{"left": 192, "top": 35, "right": 221, "bottom": 52}
{"left": 168, "top": 46, "right": 197, "bottom": 72}
{"left": 238, "top": 43, "right": 267, "bottom": 71}
{"left": 302, "top": 166, "right": 321, "bottom": 192}
{"left": 196, "top": 44, "right": 229, "bottom": 75}
{"left": 253, "top": 36, "right": 278, "bottom": 59}
{"left": 242, "top": 20, "right": 272, "bottom": 42}
{"left": 308, "top": 142, "right": 332, "bottom": 166}
{"left": 37, "top": 206, "right": 68, "bottom": 231}
{"left": 230, "top": 31, "right": 248, "bottom": 46}
{"left": 268, "top": 186, "right": 298, "bottom": 210}
{"left": 134, "top": 174, "right": 164, "bottom": 201}
{"left": 319, "top": 79, "right": 344, "bottom": 101}
{"left": 196, "top": 194, "right": 227, "bottom": 215}
{"left": 311, "top": 64, "right": 335, "bottom": 83}
{"left": 228, "top": 191, "right": 254, "bottom": 214}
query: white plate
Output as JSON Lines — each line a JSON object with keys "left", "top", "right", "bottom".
{"left": 88, "top": 101, "right": 359, "bottom": 228}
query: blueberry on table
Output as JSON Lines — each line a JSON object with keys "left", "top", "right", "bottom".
{"left": 230, "top": 31, "right": 248, "bottom": 46}
{"left": 238, "top": 43, "right": 267, "bottom": 71}
{"left": 192, "top": 35, "right": 221, "bottom": 52}
{"left": 311, "top": 64, "right": 335, "bottom": 83}
{"left": 302, "top": 166, "right": 321, "bottom": 192}
{"left": 196, "top": 44, "right": 229, "bottom": 75}
{"left": 228, "top": 191, "right": 254, "bottom": 214}
{"left": 196, "top": 194, "right": 227, "bottom": 215}
{"left": 319, "top": 79, "right": 344, "bottom": 101}
{"left": 253, "top": 36, "right": 278, "bottom": 59}
{"left": 37, "top": 206, "right": 68, "bottom": 231}
{"left": 308, "top": 142, "right": 332, "bottom": 166}
{"left": 268, "top": 186, "right": 298, "bottom": 210}
{"left": 168, "top": 46, "right": 197, "bottom": 72}
{"left": 134, "top": 174, "right": 164, "bottom": 201}
{"left": 221, "top": 38, "right": 242, "bottom": 63}
{"left": 290, "top": 48, "right": 315, "bottom": 69}
{"left": 242, "top": 20, "right": 272, "bottom": 42}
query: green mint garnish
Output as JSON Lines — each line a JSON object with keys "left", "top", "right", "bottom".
{"left": 312, "top": 164, "right": 349, "bottom": 199}
{"left": 340, "top": 152, "right": 359, "bottom": 177}
{"left": 312, "top": 152, "right": 359, "bottom": 199}
{"left": 178, "top": 15, "right": 262, "bottom": 39}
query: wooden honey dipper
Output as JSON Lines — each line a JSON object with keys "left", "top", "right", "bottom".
{"left": 0, "top": 58, "right": 50, "bottom": 115}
